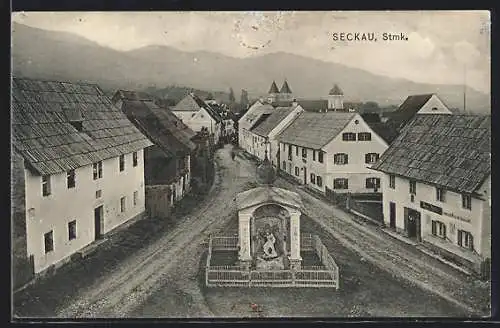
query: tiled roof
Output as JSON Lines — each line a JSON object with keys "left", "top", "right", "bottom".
{"left": 12, "top": 77, "right": 153, "bottom": 175}
{"left": 268, "top": 81, "right": 280, "bottom": 94}
{"left": 365, "top": 122, "right": 399, "bottom": 144}
{"left": 251, "top": 106, "right": 297, "bottom": 137}
{"left": 371, "top": 114, "right": 491, "bottom": 194}
{"left": 277, "top": 112, "right": 356, "bottom": 149}
{"left": 329, "top": 84, "right": 343, "bottom": 95}
{"left": 250, "top": 113, "right": 272, "bottom": 132}
{"left": 117, "top": 93, "right": 197, "bottom": 154}
{"left": 236, "top": 186, "right": 303, "bottom": 211}
{"left": 387, "top": 94, "right": 434, "bottom": 129}
{"left": 239, "top": 102, "right": 275, "bottom": 131}
{"left": 172, "top": 93, "right": 223, "bottom": 122}
{"left": 280, "top": 80, "right": 293, "bottom": 94}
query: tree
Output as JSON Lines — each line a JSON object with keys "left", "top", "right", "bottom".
{"left": 360, "top": 101, "right": 380, "bottom": 113}
{"left": 240, "top": 89, "right": 249, "bottom": 110}
{"left": 228, "top": 87, "right": 236, "bottom": 104}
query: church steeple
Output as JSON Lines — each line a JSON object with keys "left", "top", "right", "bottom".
{"left": 279, "top": 80, "right": 293, "bottom": 101}
{"left": 268, "top": 81, "right": 280, "bottom": 94}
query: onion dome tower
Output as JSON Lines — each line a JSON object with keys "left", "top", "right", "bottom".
{"left": 328, "top": 84, "right": 344, "bottom": 111}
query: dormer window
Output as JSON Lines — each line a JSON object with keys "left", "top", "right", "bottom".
{"left": 64, "top": 107, "right": 84, "bottom": 132}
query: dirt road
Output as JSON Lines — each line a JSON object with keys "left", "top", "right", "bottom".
{"left": 273, "top": 178, "right": 490, "bottom": 317}
{"left": 55, "top": 145, "right": 256, "bottom": 318}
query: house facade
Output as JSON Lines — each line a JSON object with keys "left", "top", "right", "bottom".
{"left": 113, "top": 90, "right": 197, "bottom": 203}
{"left": 238, "top": 100, "right": 274, "bottom": 155}
{"left": 12, "top": 78, "right": 152, "bottom": 275}
{"left": 171, "top": 93, "right": 223, "bottom": 145}
{"left": 249, "top": 103, "right": 304, "bottom": 166}
{"left": 372, "top": 114, "right": 491, "bottom": 274}
{"left": 277, "top": 112, "right": 388, "bottom": 194}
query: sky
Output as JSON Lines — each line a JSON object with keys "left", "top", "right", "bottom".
{"left": 12, "top": 11, "right": 491, "bottom": 93}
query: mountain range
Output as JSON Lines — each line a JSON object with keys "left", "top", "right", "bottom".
{"left": 12, "top": 22, "right": 490, "bottom": 113}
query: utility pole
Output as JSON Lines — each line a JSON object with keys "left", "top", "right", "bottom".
{"left": 463, "top": 65, "right": 467, "bottom": 113}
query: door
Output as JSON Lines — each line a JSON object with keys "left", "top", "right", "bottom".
{"left": 406, "top": 208, "right": 421, "bottom": 241}
{"left": 303, "top": 167, "right": 307, "bottom": 185}
{"left": 94, "top": 205, "right": 103, "bottom": 240}
{"left": 389, "top": 202, "right": 396, "bottom": 229}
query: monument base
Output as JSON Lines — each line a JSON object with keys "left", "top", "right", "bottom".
{"left": 288, "top": 257, "right": 302, "bottom": 271}
{"left": 255, "top": 256, "right": 285, "bottom": 270}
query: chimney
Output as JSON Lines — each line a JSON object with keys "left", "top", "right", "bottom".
{"left": 292, "top": 98, "right": 298, "bottom": 107}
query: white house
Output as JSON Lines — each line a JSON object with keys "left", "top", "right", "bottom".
{"left": 277, "top": 112, "right": 389, "bottom": 194}
{"left": 171, "top": 93, "right": 223, "bottom": 144}
{"left": 372, "top": 114, "right": 491, "bottom": 274}
{"left": 11, "top": 77, "right": 153, "bottom": 275}
{"left": 383, "top": 93, "right": 452, "bottom": 126}
{"left": 249, "top": 103, "right": 304, "bottom": 166}
{"left": 238, "top": 100, "right": 274, "bottom": 154}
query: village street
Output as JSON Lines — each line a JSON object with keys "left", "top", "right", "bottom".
{"left": 14, "top": 145, "right": 489, "bottom": 318}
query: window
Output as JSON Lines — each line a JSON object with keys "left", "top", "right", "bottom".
{"left": 119, "top": 155, "right": 125, "bottom": 172}
{"left": 310, "top": 173, "right": 316, "bottom": 184}
{"left": 133, "top": 152, "right": 138, "bottom": 167}
{"left": 409, "top": 180, "right": 416, "bottom": 195}
{"left": 316, "top": 176, "right": 323, "bottom": 187}
{"left": 365, "top": 153, "right": 380, "bottom": 164}
{"left": 334, "top": 153, "right": 348, "bottom": 165}
{"left": 334, "top": 178, "right": 349, "bottom": 189}
{"left": 133, "top": 191, "right": 138, "bottom": 206}
{"left": 295, "top": 167, "right": 300, "bottom": 176}
{"left": 342, "top": 132, "right": 356, "bottom": 141}
{"left": 67, "top": 170, "right": 76, "bottom": 189}
{"left": 318, "top": 151, "right": 324, "bottom": 163}
{"left": 44, "top": 231, "right": 54, "bottom": 253}
{"left": 462, "top": 194, "right": 471, "bottom": 210}
{"left": 366, "top": 177, "right": 381, "bottom": 189}
{"left": 431, "top": 107, "right": 438, "bottom": 111}
{"left": 282, "top": 161, "right": 286, "bottom": 170}
{"left": 389, "top": 175, "right": 395, "bottom": 189}
{"left": 288, "top": 145, "right": 292, "bottom": 160}
{"left": 120, "top": 196, "right": 126, "bottom": 213}
{"left": 302, "top": 148, "right": 307, "bottom": 158}
{"left": 358, "top": 132, "right": 372, "bottom": 141}
{"left": 458, "top": 230, "right": 474, "bottom": 250}
{"left": 68, "top": 220, "right": 77, "bottom": 240}
{"left": 295, "top": 146, "right": 299, "bottom": 156}
{"left": 93, "top": 161, "right": 103, "bottom": 180}
{"left": 313, "top": 150, "right": 316, "bottom": 161}
{"left": 96, "top": 190, "right": 102, "bottom": 198}
{"left": 42, "top": 175, "right": 51, "bottom": 196}
{"left": 436, "top": 188, "right": 446, "bottom": 202}
{"left": 431, "top": 220, "right": 446, "bottom": 239}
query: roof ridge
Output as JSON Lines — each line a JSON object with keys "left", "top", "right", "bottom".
{"left": 12, "top": 76, "right": 102, "bottom": 88}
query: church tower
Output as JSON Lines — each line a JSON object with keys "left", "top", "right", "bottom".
{"left": 328, "top": 84, "right": 344, "bottom": 111}
{"left": 267, "top": 80, "right": 280, "bottom": 103}
{"left": 279, "top": 80, "right": 293, "bottom": 102}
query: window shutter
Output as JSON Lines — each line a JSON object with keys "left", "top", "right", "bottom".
{"left": 365, "top": 154, "right": 370, "bottom": 163}
{"left": 431, "top": 221, "right": 436, "bottom": 235}
{"left": 458, "top": 230, "right": 463, "bottom": 246}
{"left": 443, "top": 224, "right": 447, "bottom": 238}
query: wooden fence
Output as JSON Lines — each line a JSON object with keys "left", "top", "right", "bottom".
{"left": 206, "top": 234, "right": 339, "bottom": 289}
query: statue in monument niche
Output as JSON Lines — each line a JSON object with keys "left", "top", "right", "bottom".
{"left": 255, "top": 223, "right": 282, "bottom": 260}
{"left": 263, "top": 231, "right": 278, "bottom": 258}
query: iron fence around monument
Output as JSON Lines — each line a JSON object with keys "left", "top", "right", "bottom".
{"left": 206, "top": 234, "right": 339, "bottom": 289}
